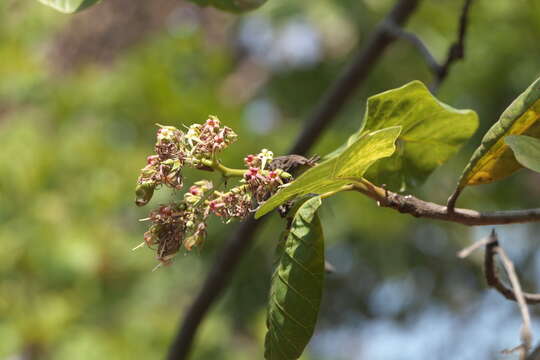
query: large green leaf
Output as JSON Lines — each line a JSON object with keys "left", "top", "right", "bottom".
{"left": 454, "top": 76, "right": 540, "bottom": 188}
{"left": 187, "top": 0, "right": 267, "bottom": 12}
{"left": 265, "top": 196, "right": 324, "bottom": 360}
{"left": 506, "top": 135, "right": 540, "bottom": 173}
{"left": 255, "top": 126, "right": 402, "bottom": 219}
{"left": 327, "top": 81, "right": 478, "bottom": 191}
{"left": 38, "top": 0, "right": 101, "bottom": 13}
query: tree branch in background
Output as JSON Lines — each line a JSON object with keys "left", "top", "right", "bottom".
{"left": 491, "top": 240, "right": 532, "bottom": 360}
{"left": 484, "top": 231, "right": 540, "bottom": 304}
{"left": 289, "top": 0, "right": 422, "bottom": 155}
{"left": 459, "top": 230, "right": 535, "bottom": 360}
{"left": 385, "top": 0, "right": 474, "bottom": 92}
{"left": 166, "top": 0, "right": 423, "bottom": 359}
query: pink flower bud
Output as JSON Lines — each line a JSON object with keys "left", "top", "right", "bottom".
{"left": 245, "top": 154, "right": 255, "bottom": 164}
{"left": 189, "top": 186, "right": 201, "bottom": 196}
{"left": 209, "top": 200, "right": 224, "bottom": 211}
{"left": 147, "top": 155, "right": 159, "bottom": 165}
{"left": 249, "top": 167, "right": 259, "bottom": 176}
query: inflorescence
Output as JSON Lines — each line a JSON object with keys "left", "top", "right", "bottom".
{"left": 134, "top": 116, "right": 291, "bottom": 268}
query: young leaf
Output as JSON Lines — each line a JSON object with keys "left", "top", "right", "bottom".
{"left": 454, "top": 76, "right": 540, "bottom": 188}
{"left": 265, "top": 196, "right": 324, "bottom": 360}
{"left": 38, "top": 0, "right": 101, "bottom": 13}
{"left": 327, "top": 81, "right": 478, "bottom": 190}
{"left": 187, "top": 0, "right": 267, "bottom": 12}
{"left": 255, "top": 126, "right": 402, "bottom": 219}
{"left": 506, "top": 135, "right": 540, "bottom": 173}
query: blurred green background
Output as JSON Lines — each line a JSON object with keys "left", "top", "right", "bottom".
{"left": 2, "top": 0, "right": 540, "bottom": 359}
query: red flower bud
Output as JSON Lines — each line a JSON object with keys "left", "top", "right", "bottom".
{"left": 249, "top": 167, "right": 259, "bottom": 176}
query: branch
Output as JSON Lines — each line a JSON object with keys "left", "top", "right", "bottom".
{"left": 483, "top": 231, "right": 540, "bottom": 304}
{"left": 352, "top": 180, "right": 540, "bottom": 226}
{"left": 385, "top": 0, "right": 474, "bottom": 92}
{"left": 166, "top": 1, "right": 422, "bottom": 359}
{"left": 459, "top": 231, "right": 535, "bottom": 359}
{"left": 289, "top": 0, "right": 422, "bottom": 155}
{"left": 491, "top": 249, "right": 532, "bottom": 359}
{"left": 485, "top": 231, "right": 533, "bottom": 359}
{"left": 434, "top": 0, "right": 474, "bottom": 91}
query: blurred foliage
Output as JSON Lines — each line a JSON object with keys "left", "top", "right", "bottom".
{"left": 2, "top": 0, "right": 540, "bottom": 359}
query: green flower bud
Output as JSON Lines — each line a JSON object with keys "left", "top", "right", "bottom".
{"left": 184, "top": 235, "right": 200, "bottom": 251}
{"left": 135, "top": 181, "right": 156, "bottom": 206}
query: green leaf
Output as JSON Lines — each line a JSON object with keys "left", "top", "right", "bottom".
{"left": 265, "top": 196, "right": 324, "bottom": 360}
{"left": 255, "top": 126, "right": 402, "bottom": 219}
{"left": 327, "top": 80, "right": 478, "bottom": 191}
{"left": 455, "top": 76, "right": 540, "bottom": 189}
{"left": 38, "top": 0, "right": 101, "bottom": 13}
{"left": 506, "top": 135, "right": 540, "bottom": 173}
{"left": 187, "top": 0, "right": 267, "bottom": 12}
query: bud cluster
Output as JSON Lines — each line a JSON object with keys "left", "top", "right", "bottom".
{"left": 135, "top": 117, "right": 291, "bottom": 268}
{"left": 140, "top": 180, "right": 214, "bottom": 266}
{"left": 242, "top": 149, "right": 284, "bottom": 202}
{"left": 135, "top": 116, "right": 237, "bottom": 206}
{"left": 184, "top": 116, "right": 238, "bottom": 157}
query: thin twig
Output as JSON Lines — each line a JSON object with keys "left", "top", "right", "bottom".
{"left": 383, "top": 23, "right": 441, "bottom": 75}
{"left": 457, "top": 235, "right": 491, "bottom": 258}
{"left": 166, "top": 1, "right": 422, "bottom": 359}
{"left": 289, "top": 0, "right": 422, "bottom": 155}
{"left": 483, "top": 231, "right": 540, "bottom": 305}
{"left": 460, "top": 232, "right": 540, "bottom": 358}
{"left": 483, "top": 230, "right": 533, "bottom": 359}
{"left": 385, "top": 0, "right": 474, "bottom": 93}
{"left": 432, "top": 0, "right": 474, "bottom": 92}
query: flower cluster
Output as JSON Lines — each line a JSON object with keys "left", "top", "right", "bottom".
{"left": 207, "top": 187, "right": 252, "bottom": 221}
{"left": 242, "top": 149, "right": 284, "bottom": 202}
{"left": 135, "top": 116, "right": 237, "bottom": 206}
{"left": 137, "top": 180, "right": 214, "bottom": 267}
{"left": 184, "top": 116, "right": 238, "bottom": 157}
{"left": 135, "top": 117, "right": 292, "bottom": 268}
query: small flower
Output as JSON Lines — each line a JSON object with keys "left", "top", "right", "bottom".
{"left": 244, "top": 154, "right": 261, "bottom": 167}
{"left": 194, "top": 180, "right": 213, "bottom": 192}
{"left": 257, "top": 149, "right": 273, "bottom": 170}
{"left": 147, "top": 155, "right": 159, "bottom": 165}
{"left": 205, "top": 115, "right": 220, "bottom": 129}
{"left": 184, "top": 222, "right": 207, "bottom": 251}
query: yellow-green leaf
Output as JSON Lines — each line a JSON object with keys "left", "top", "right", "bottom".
{"left": 38, "top": 0, "right": 101, "bottom": 13}
{"left": 506, "top": 135, "right": 540, "bottom": 173}
{"left": 265, "top": 196, "right": 324, "bottom": 360}
{"left": 327, "top": 81, "right": 478, "bottom": 190}
{"left": 255, "top": 126, "right": 402, "bottom": 219}
{"left": 455, "top": 76, "right": 540, "bottom": 188}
